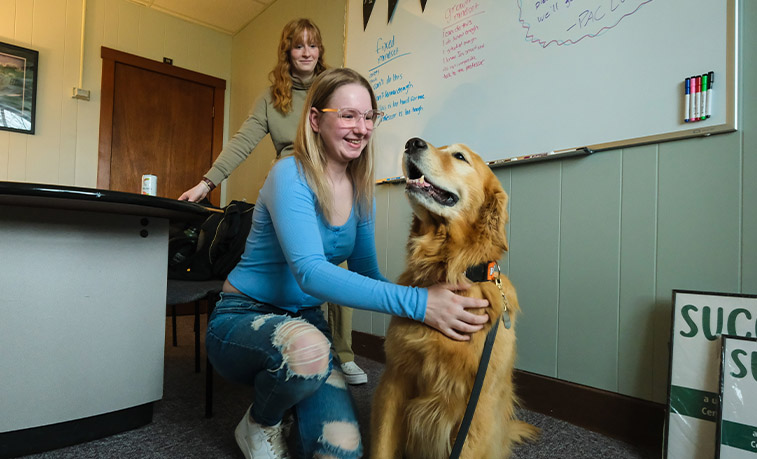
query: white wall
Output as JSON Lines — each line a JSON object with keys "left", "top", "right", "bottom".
{"left": 0, "top": 0, "right": 232, "bottom": 189}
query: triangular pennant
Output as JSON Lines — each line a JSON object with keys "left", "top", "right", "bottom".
{"left": 420, "top": 0, "right": 427, "bottom": 12}
{"left": 363, "top": 0, "right": 375, "bottom": 31}
{"left": 388, "top": 0, "right": 399, "bottom": 23}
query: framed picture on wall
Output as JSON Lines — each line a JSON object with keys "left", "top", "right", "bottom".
{"left": 665, "top": 290, "right": 757, "bottom": 459}
{"left": 0, "top": 41, "right": 39, "bottom": 134}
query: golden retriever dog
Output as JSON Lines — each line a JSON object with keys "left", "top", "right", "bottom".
{"left": 370, "top": 138, "right": 538, "bottom": 458}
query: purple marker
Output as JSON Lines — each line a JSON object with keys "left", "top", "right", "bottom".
{"left": 684, "top": 77, "right": 690, "bottom": 122}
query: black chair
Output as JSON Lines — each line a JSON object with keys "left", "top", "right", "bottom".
{"left": 166, "top": 279, "right": 223, "bottom": 373}
{"left": 205, "top": 299, "right": 218, "bottom": 418}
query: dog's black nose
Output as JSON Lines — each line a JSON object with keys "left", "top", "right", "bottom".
{"left": 405, "top": 137, "right": 427, "bottom": 155}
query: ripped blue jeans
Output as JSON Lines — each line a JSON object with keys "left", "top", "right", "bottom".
{"left": 205, "top": 292, "right": 362, "bottom": 459}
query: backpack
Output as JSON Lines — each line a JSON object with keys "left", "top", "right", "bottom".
{"left": 168, "top": 200, "right": 255, "bottom": 280}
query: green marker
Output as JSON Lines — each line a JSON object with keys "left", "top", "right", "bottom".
{"left": 700, "top": 74, "right": 708, "bottom": 121}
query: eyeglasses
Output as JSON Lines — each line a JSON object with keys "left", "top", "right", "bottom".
{"left": 319, "top": 108, "right": 384, "bottom": 128}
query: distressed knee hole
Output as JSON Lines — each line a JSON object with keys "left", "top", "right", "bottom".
{"left": 272, "top": 320, "right": 330, "bottom": 376}
{"left": 321, "top": 421, "right": 360, "bottom": 451}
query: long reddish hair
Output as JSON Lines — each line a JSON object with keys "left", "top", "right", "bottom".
{"left": 269, "top": 18, "right": 327, "bottom": 114}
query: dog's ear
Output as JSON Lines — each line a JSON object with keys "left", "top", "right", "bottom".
{"left": 481, "top": 180, "right": 509, "bottom": 252}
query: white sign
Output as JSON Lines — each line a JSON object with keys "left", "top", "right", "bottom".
{"left": 718, "top": 335, "right": 757, "bottom": 459}
{"left": 665, "top": 290, "right": 757, "bottom": 459}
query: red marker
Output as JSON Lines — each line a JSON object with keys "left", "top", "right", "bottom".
{"left": 695, "top": 75, "right": 702, "bottom": 121}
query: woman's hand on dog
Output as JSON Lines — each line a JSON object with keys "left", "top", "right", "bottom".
{"left": 424, "top": 283, "right": 489, "bottom": 341}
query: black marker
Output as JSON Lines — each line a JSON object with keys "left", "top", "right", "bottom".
{"left": 706, "top": 71, "right": 714, "bottom": 118}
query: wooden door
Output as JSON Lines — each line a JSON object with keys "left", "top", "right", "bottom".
{"left": 98, "top": 48, "right": 225, "bottom": 206}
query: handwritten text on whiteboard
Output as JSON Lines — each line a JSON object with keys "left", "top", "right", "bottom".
{"left": 442, "top": 1, "right": 486, "bottom": 80}
{"left": 518, "top": 0, "right": 654, "bottom": 48}
{"left": 369, "top": 35, "right": 426, "bottom": 124}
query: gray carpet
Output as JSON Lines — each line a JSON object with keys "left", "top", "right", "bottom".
{"left": 20, "top": 315, "right": 655, "bottom": 458}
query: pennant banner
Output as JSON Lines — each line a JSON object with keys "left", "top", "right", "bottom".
{"left": 388, "top": 0, "right": 398, "bottom": 24}
{"left": 363, "top": 0, "right": 429, "bottom": 29}
{"left": 363, "top": 0, "right": 375, "bottom": 31}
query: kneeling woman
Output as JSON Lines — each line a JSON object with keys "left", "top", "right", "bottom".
{"left": 206, "top": 67, "right": 489, "bottom": 459}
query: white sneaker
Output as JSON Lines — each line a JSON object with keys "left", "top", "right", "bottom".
{"left": 341, "top": 361, "right": 368, "bottom": 385}
{"left": 234, "top": 406, "right": 291, "bottom": 459}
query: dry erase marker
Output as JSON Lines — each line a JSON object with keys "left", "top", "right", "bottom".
{"left": 689, "top": 76, "right": 697, "bottom": 121}
{"left": 696, "top": 75, "right": 702, "bottom": 121}
{"left": 697, "top": 75, "right": 703, "bottom": 120}
{"left": 706, "top": 71, "right": 713, "bottom": 118}
{"left": 698, "top": 75, "right": 704, "bottom": 119}
{"left": 684, "top": 78, "right": 690, "bottom": 122}
{"left": 700, "top": 73, "right": 708, "bottom": 121}
{"left": 691, "top": 76, "right": 698, "bottom": 121}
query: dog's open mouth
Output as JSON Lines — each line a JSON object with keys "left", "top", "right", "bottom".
{"left": 404, "top": 161, "right": 459, "bottom": 207}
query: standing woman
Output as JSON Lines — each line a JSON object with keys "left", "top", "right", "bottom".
{"left": 179, "top": 18, "right": 368, "bottom": 384}
{"left": 179, "top": 18, "right": 326, "bottom": 201}
{"left": 205, "top": 68, "right": 489, "bottom": 459}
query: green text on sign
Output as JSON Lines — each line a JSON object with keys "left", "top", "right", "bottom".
{"left": 669, "top": 385, "right": 719, "bottom": 422}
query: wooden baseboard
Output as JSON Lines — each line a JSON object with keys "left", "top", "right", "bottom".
{"left": 512, "top": 370, "right": 664, "bottom": 452}
{"left": 352, "top": 330, "right": 664, "bottom": 453}
{"left": 352, "top": 330, "right": 387, "bottom": 363}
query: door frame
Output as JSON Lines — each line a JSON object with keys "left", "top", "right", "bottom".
{"left": 97, "top": 47, "right": 226, "bottom": 203}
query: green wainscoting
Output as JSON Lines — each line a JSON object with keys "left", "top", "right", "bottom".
{"left": 363, "top": 1, "right": 757, "bottom": 404}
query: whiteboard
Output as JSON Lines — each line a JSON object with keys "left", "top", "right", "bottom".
{"left": 344, "top": 0, "right": 739, "bottom": 181}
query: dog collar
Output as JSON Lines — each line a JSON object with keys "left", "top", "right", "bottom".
{"left": 464, "top": 261, "right": 511, "bottom": 329}
{"left": 464, "top": 261, "right": 498, "bottom": 283}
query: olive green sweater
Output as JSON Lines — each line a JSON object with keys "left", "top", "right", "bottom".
{"left": 204, "top": 75, "right": 313, "bottom": 186}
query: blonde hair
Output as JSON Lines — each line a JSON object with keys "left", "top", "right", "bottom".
{"left": 293, "top": 68, "right": 377, "bottom": 222}
{"left": 270, "top": 18, "right": 327, "bottom": 114}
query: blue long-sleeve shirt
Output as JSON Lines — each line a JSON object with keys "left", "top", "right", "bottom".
{"left": 227, "top": 156, "right": 427, "bottom": 321}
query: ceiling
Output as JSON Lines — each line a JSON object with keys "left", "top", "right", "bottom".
{"left": 129, "top": 0, "right": 278, "bottom": 35}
